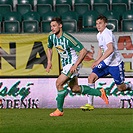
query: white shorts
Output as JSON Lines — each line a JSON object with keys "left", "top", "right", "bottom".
{"left": 61, "top": 64, "right": 81, "bottom": 78}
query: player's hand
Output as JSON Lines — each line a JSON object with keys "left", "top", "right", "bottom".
{"left": 91, "top": 60, "right": 100, "bottom": 69}
{"left": 46, "top": 62, "right": 52, "bottom": 73}
{"left": 70, "top": 64, "right": 77, "bottom": 74}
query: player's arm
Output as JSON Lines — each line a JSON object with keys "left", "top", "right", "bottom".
{"left": 46, "top": 48, "right": 53, "bottom": 73}
{"left": 98, "top": 42, "right": 113, "bottom": 63}
{"left": 70, "top": 48, "right": 87, "bottom": 73}
{"left": 65, "top": 33, "right": 87, "bottom": 73}
{"left": 92, "top": 42, "right": 113, "bottom": 69}
{"left": 75, "top": 48, "right": 88, "bottom": 66}
{"left": 95, "top": 47, "right": 103, "bottom": 61}
{"left": 46, "top": 34, "right": 54, "bottom": 73}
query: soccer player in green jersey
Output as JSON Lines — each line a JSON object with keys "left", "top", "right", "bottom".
{"left": 46, "top": 17, "right": 109, "bottom": 117}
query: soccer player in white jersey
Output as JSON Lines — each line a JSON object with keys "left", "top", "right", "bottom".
{"left": 81, "top": 15, "right": 133, "bottom": 110}
{"left": 46, "top": 17, "right": 109, "bottom": 116}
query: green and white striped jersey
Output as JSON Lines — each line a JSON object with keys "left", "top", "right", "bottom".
{"left": 48, "top": 32, "right": 84, "bottom": 67}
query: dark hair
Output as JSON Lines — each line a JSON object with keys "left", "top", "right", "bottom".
{"left": 51, "top": 17, "right": 63, "bottom": 25}
{"left": 96, "top": 15, "right": 108, "bottom": 23}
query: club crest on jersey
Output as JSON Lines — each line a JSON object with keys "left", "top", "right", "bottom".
{"left": 56, "top": 45, "right": 64, "bottom": 52}
{"left": 55, "top": 45, "right": 68, "bottom": 58}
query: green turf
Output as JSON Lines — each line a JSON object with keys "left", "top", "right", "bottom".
{"left": 0, "top": 108, "right": 133, "bottom": 133}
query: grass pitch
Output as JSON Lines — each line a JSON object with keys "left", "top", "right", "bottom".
{"left": 0, "top": 108, "right": 133, "bottom": 133}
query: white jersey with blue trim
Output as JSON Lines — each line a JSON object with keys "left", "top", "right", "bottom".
{"left": 97, "top": 28, "right": 122, "bottom": 66}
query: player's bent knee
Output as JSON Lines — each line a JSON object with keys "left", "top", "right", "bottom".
{"left": 56, "top": 80, "right": 63, "bottom": 90}
{"left": 88, "top": 75, "right": 96, "bottom": 83}
{"left": 88, "top": 72, "right": 98, "bottom": 83}
{"left": 88, "top": 76, "right": 92, "bottom": 83}
{"left": 118, "top": 88, "right": 123, "bottom": 91}
{"left": 117, "top": 84, "right": 127, "bottom": 91}
{"left": 71, "top": 85, "right": 80, "bottom": 93}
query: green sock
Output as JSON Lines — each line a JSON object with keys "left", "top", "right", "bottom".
{"left": 56, "top": 89, "right": 68, "bottom": 112}
{"left": 63, "top": 84, "right": 76, "bottom": 96}
{"left": 80, "top": 85, "right": 101, "bottom": 96}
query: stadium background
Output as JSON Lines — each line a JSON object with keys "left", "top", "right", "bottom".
{"left": 0, "top": 0, "right": 133, "bottom": 109}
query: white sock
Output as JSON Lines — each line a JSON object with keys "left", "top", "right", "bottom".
{"left": 87, "top": 95, "right": 94, "bottom": 105}
{"left": 125, "top": 82, "right": 133, "bottom": 91}
{"left": 87, "top": 83, "right": 95, "bottom": 105}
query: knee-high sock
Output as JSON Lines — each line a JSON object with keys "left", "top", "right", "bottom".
{"left": 80, "top": 85, "right": 101, "bottom": 96}
{"left": 63, "top": 84, "right": 76, "bottom": 96}
{"left": 125, "top": 82, "right": 133, "bottom": 90}
{"left": 87, "top": 83, "right": 95, "bottom": 105}
{"left": 56, "top": 89, "right": 69, "bottom": 112}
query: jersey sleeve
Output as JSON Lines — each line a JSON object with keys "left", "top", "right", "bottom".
{"left": 72, "top": 40, "right": 84, "bottom": 52}
{"left": 104, "top": 30, "right": 113, "bottom": 45}
{"left": 47, "top": 35, "right": 53, "bottom": 49}
{"left": 65, "top": 33, "right": 84, "bottom": 52}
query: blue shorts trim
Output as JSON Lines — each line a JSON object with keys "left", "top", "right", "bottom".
{"left": 92, "top": 61, "right": 125, "bottom": 85}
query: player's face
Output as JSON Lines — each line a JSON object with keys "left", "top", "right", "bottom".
{"left": 50, "top": 21, "right": 62, "bottom": 35}
{"left": 96, "top": 19, "right": 107, "bottom": 33}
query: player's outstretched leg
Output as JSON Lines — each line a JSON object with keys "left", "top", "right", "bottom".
{"left": 80, "top": 85, "right": 109, "bottom": 105}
